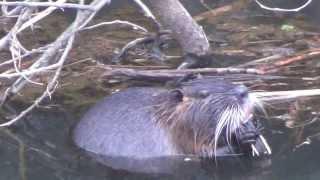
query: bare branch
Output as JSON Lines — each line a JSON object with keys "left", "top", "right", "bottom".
{"left": 102, "top": 66, "right": 264, "bottom": 82}
{"left": 0, "top": 7, "right": 33, "bottom": 50}
{"left": 255, "top": 0, "right": 312, "bottom": 12}
{"left": 81, "top": 20, "right": 148, "bottom": 32}
{"left": 253, "top": 89, "right": 320, "bottom": 101}
{"left": 0, "top": 63, "right": 60, "bottom": 79}
{"left": 0, "top": 22, "right": 76, "bottom": 127}
{"left": 3, "top": 0, "right": 111, "bottom": 101}
{"left": 17, "top": 0, "right": 68, "bottom": 33}
{"left": 133, "top": 0, "right": 156, "bottom": 20}
{"left": 0, "top": 0, "right": 112, "bottom": 125}
{"left": 0, "top": 1, "right": 95, "bottom": 11}
{"left": 0, "top": 47, "right": 46, "bottom": 68}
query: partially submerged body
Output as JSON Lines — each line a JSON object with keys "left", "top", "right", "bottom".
{"left": 73, "top": 78, "right": 271, "bottom": 173}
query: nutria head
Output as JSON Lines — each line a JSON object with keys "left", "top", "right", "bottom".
{"left": 154, "top": 78, "right": 256, "bottom": 158}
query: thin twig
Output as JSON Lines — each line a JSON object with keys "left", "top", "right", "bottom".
{"left": 0, "top": 0, "right": 111, "bottom": 123}
{"left": 261, "top": 48, "right": 320, "bottom": 72}
{"left": 133, "top": 0, "right": 162, "bottom": 28}
{"left": 2, "top": 0, "right": 111, "bottom": 103}
{"left": 0, "top": 63, "right": 60, "bottom": 79}
{"left": 253, "top": 89, "right": 320, "bottom": 101}
{"left": 0, "top": 47, "right": 47, "bottom": 68}
{"left": 81, "top": 20, "right": 148, "bottom": 32}
{"left": 0, "top": 1, "right": 95, "bottom": 11}
{"left": 194, "top": 0, "right": 250, "bottom": 21}
{"left": 255, "top": 0, "right": 312, "bottom": 12}
{"left": 0, "top": 30, "right": 75, "bottom": 127}
{"left": 17, "top": 0, "right": 68, "bottom": 33}
{"left": 274, "top": 49, "right": 320, "bottom": 66}
{"left": 234, "top": 54, "right": 283, "bottom": 68}
{"left": 194, "top": 4, "right": 233, "bottom": 21}
{"left": 0, "top": 7, "right": 33, "bottom": 51}
{"left": 133, "top": 0, "right": 156, "bottom": 20}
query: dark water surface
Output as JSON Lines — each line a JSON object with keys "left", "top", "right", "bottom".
{"left": 1, "top": 0, "right": 320, "bottom": 180}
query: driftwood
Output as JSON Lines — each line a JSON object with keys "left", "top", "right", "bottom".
{"left": 102, "top": 66, "right": 264, "bottom": 82}
{"left": 143, "top": 0, "right": 210, "bottom": 57}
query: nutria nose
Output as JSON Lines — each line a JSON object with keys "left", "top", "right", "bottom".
{"left": 234, "top": 85, "right": 249, "bottom": 99}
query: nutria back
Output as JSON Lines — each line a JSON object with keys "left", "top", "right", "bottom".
{"left": 73, "top": 87, "right": 176, "bottom": 158}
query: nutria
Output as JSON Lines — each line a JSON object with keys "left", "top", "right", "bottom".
{"left": 73, "top": 77, "right": 271, "bottom": 173}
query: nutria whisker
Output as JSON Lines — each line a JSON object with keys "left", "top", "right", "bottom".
{"left": 215, "top": 104, "right": 246, "bottom": 158}
{"left": 153, "top": 91, "right": 250, "bottom": 158}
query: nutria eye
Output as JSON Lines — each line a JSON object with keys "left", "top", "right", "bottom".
{"left": 199, "top": 90, "right": 210, "bottom": 98}
{"left": 170, "top": 89, "right": 183, "bottom": 101}
{"left": 239, "top": 91, "right": 248, "bottom": 98}
{"left": 235, "top": 85, "right": 249, "bottom": 99}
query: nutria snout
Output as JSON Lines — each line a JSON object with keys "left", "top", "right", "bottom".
{"left": 73, "top": 77, "right": 271, "bottom": 172}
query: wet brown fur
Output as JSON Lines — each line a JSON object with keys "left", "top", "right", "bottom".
{"left": 153, "top": 92, "right": 239, "bottom": 157}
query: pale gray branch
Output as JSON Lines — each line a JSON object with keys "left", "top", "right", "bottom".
{"left": 255, "top": 0, "right": 312, "bottom": 12}
{"left": 0, "top": 1, "right": 95, "bottom": 11}
{"left": 133, "top": 0, "right": 156, "bottom": 20}
{"left": 4, "top": 0, "right": 111, "bottom": 99}
{"left": 81, "top": 20, "right": 148, "bottom": 32}
{"left": 253, "top": 89, "right": 320, "bottom": 101}
{"left": 0, "top": 10, "right": 77, "bottom": 127}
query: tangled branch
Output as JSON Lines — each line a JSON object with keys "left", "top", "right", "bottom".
{"left": 0, "top": 1, "right": 95, "bottom": 11}
{"left": 0, "top": 0, "right": 148, "bottom": 126}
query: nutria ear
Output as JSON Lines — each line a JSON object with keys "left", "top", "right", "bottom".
{"left": 196, "top": 73, "right": 203, "bottom": 79}
{"left": 169, "top": 89, "right": 184, "bottom": 102}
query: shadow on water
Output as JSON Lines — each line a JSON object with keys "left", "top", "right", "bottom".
{"left": 1, "top": 0, "right": 320, "bottom": 179}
